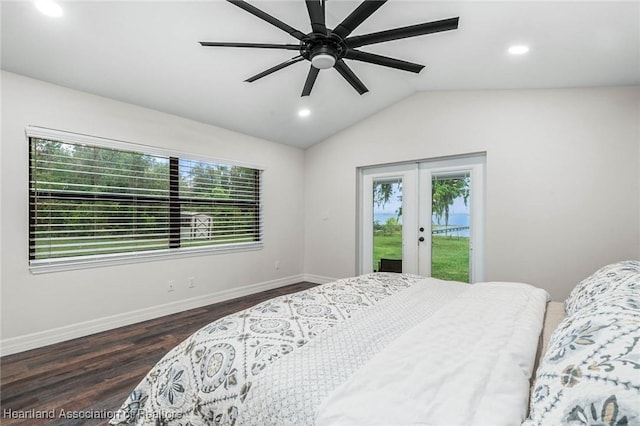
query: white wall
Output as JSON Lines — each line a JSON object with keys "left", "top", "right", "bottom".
{"left": 2, "top": 74, "right": 639, "bottom": 354}
{"left": 0, "top": 71, "right": 306, "bottom": 353}
{"left": 304, "top": 87, "right": 640, "bottom": 301}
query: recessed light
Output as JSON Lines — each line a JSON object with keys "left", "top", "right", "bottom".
{"left": 35, "top": 0, "right": 63, "bottom": 17}
{"left": 508, "top": 45, "right": 529, "bottom": 55}
{"left": 298, "top": 108, "right": 311, "bottom": 118}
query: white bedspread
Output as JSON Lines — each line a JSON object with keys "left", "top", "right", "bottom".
{"left": 111, "top": 274, "right": 548, "bottom": 426}
{"left": 316, "top": 281, "right": 549, "bottom": 426}
{"left": 237, "top": 277, "right": 470, "bottom": 425}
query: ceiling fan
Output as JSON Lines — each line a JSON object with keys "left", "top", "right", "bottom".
{"left": 200, "top": 0, "right": 459, "bottom": 96}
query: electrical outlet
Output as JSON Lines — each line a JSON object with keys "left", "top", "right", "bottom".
{"left": 275, "top": 260, "right": 280, "bottom": 270}
{"left": 167, "top": 280, "right": 175, "bottom": 292}
{"left": 188, "top": 277, "right": 196, "bottom": 288}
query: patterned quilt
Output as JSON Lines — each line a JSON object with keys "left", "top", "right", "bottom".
{"left": 110, "top": 273, "right": 427, "bottom": 425}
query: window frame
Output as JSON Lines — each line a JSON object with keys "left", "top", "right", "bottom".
{"left": 27, "top": 126, "right": 264, "bottom": 274}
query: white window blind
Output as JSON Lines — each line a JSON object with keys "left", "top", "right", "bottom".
{"left": 29, "top": 132, "right": 263, "bottom": 271}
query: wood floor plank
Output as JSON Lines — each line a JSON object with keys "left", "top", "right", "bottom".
{"left": 1, "top": 281, "right": 317, "bottom": 426}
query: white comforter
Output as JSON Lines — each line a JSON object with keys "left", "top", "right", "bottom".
{"left": 112, "top": 274, "right": 548, "bottom": 426}
{"left": 316, "top": 281, "right": 549, "bottom": 426}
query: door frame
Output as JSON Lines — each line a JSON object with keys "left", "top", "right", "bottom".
{"left": 357, "top": 154, "right": 485, "bottom": 282}
{"left": 358, "top": 164, "right": 418, "bottom": 275}
{"left": 417, "top": 156, "right": 486, "bottom": 282}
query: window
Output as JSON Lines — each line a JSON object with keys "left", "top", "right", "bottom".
{"left": 28, "top": 128, "right": 263, "bottom": 272}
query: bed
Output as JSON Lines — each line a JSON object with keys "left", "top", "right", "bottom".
{"left": 110, "top": 262, "right": 640, "bottom": 426}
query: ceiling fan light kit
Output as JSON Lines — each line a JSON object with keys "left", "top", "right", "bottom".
{"left": 309, "top": 44, "right": 337, "bottom": 69}
{"left": 200, "top": 0, "right": 459, "bottom": 96}
{"left": 311, "top": 54, "right": 336, "bottom": 70}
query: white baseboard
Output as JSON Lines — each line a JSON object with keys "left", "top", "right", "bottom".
{"left": 0, "top": 274, "right": 306, "bottom": 357}
{"left": 303, "top": 273, "right": 337, "bottom": 284}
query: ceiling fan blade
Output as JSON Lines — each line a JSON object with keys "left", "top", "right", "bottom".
{"left": 334, "top": 59, "right": 368, "bottom": 95}
{"left": 301, "top": 66, "right": 320, "bottom": 96}
{"left": 200, "top": 41, "right": 300, "bottom": 50}
{"left": 305, "top": 0, "right": 326, "bottom": 35}
{"left": 344, "top": 49, "right": 424, "bottom": 73}
{"left": 245, "top": 56, "right": 305, "bottom": 83}
{"left": 347, "top": 17, "right": 459, "bottom": 48}
{"left": 227, "top": 0, "right": 307, "bottom": 41}
{"left": 333, "top": 0, "right": 387, "bottom": 40}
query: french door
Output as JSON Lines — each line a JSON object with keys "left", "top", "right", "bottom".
{"left": 358, "top": 155, "right": 485, "bottom": 283}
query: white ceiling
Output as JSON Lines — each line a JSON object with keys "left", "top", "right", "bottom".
{"left": 2, "top": 1, "right": 639, "bottom": 148}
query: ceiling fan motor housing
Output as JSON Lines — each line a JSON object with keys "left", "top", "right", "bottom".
{"left": 302, "top": 34, "right": 346, "bottom": 69}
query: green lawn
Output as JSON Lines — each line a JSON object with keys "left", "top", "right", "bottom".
{"left": 373, "top": 231, "right": 469, "bottom": 282}
{"left": 33, "top": 233, "right": 255, "bottom": 259}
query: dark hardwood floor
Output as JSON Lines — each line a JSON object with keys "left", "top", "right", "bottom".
{"left": 1, "top": 282, "right": 317, "bottom": 426}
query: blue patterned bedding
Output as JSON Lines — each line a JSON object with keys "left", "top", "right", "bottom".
{"left": 110, "top": 273, "right": 425, "bottom": 425}
{"left": 524, "top": 260, "right": 640, "bottom": 426}
{"left": 111, "top": 273, "right": 551, "bottom": 426}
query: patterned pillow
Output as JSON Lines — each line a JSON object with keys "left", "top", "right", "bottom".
{"left": 564, "top": 260, "right": 640, "bottom": 315}
{"left": 524, "top": 302, "right": 640, "bottom": 425}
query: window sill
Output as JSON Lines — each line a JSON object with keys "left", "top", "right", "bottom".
{"left": 29, "top": 242, "right": 263, "bottom": 274}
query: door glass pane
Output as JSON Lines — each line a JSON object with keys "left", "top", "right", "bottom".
{"left": 431, "top": 173, "right": 470, "bottom": 282}
{"left": 373, "top": 179, "right": 402, "bottom": 272}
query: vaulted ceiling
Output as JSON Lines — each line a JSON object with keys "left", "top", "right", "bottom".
{"left": 2, "top": 1, "right": 638, "bottom": 148}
